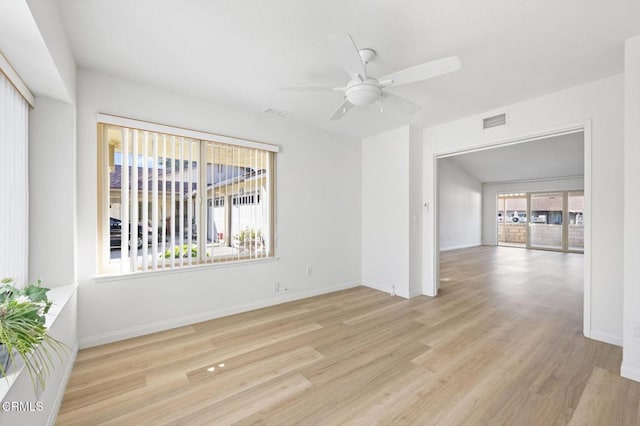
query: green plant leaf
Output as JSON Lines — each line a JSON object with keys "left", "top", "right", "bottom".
{"left": 0, "top": 278, "right": 68, "bottom": 395}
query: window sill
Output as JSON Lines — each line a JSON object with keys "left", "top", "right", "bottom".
{"left": 0, "top": 284, "right": 76, "bottom": 402}
{"left": 94, "top": 256, "right": 280, "bottom": 283}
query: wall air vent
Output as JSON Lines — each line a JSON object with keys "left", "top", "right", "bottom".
{"left": 263, "top": 107, "right": 292, "bottom": 119}
{"left": 483, "top": 112, "right": 507, "bottom": 129}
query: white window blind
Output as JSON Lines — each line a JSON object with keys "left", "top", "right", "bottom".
{"left": 98, "top": 118, "right": 276, "bottom": 274}
{"left": 0, "top": 71, "right": 29, "bottom": 284}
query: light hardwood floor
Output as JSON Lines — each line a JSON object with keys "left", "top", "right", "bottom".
{"left": 58, "top": 246, "right": 640, "bottom": 425}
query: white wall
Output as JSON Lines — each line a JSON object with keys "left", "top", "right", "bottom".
{"left": 361, "top": 126, "right": 410, "bottom": 297}
{"left": 409, "top": 126, "right": 423, "bottom": 297}
{"left": 1, "top": 2, "right": 79, "bottom": 420}
{"left": 423, "top": 74, "right": 624, "bottom": 344}
{"left": 623, "top": 36, "right": 640, "bottom": 382}
{"left": 4, "top": 0, "right": 78, "bottom": 289}
{"left": 75, "top": 69, "right": 361, "bottom": 346}
{"left": 29, "top": 97, "right": 76, "bottom": 287}
{"left": 437, "top": 158, "right": 482, "bottom": 251}
{"left": 22, "top": 0, "right": 78, "bottom": 289}
{"left": 25, "top": 0, "right": 77, "bottom": 101}
{"left": 482, "top": 177, "right": 584, "bottom": 246}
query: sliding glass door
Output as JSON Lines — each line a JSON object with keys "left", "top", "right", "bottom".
{"left": 496, "top": 190, "right": 584, "bottom": 253}
{"left": 568, "top": 192, "right": 584, "bottom": 251}
{"left": 529, "top": 192, "right": 564, "bottom": 250}
{"left": 527, "top": 191, "right": 584, "bottom": 253}
{"left": 497, "top": 193, "right": 527, "bottom": 248}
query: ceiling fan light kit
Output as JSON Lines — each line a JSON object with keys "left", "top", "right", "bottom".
{"left": 345, "top": 79, "right": 381, "bottom": 106}
{"left": 279, "top": 34, "right": 461, "bottom": 120}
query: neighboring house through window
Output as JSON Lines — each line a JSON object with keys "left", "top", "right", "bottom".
{"left": 97, "top": 114, "right": 277, "bottom": 275}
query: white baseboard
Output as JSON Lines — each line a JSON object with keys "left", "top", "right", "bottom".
{"left": 409, "top": 289, "right": 424, "bottom": 298}
{"left": 621, "top": 363, "right": 640, "bottom": 383}
{"left": 362, "top": 281, "right": 392, "bottom": 294}
{"left": 440, "top": 243, "right": 482, "bottom": 252}
{"left": 79, "top": 281, "right": 360, "bottom": 348}
{"left": 589, "top": 330, "right": 623, "bottom": 347}
{"left": 361, "top": 282, "right": 409, "bottom": 299}
{"left": 48, "top": 342, "right": 78, "bottom": 426}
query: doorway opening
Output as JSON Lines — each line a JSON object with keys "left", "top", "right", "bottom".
{"left": 433, "top": 124, "right": 590, "bottom": 335}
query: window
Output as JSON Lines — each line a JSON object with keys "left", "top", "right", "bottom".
{"left": 97, "top": 115, "right": 277, "bottom": 275}
{"left": 0, "top": 70, "right": 30, "bottom": 284}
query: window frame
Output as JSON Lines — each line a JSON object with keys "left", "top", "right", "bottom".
{"left": 96, "top": 114, "right": 278, "bottom": 276}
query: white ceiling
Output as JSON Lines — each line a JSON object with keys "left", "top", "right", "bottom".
{"left": 0, "top": 0, "right": 70, "bottom": 102}
{"left": 443, "top": 132, "right": 584, "bottom": 183}
{"left": 54, "top": 0, "right": 640, "bottom": 138}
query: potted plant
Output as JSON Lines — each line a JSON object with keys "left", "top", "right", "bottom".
{"left": 0, "top": 278, "right": 66, "bottom": 392}
{"left": 162, "top": 244, "right": 199, "bottom": 258}
{"left": 161, "top": 244, "right": 211, "bottom": 258}
{"left": 234, "top": 228, "right": 263, "bottom": 252}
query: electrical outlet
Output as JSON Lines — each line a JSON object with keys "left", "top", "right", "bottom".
{"left": 306, "top": 266, "right": 312, "bottom": 276}
{"left": 274, "top": 282, "right": 288, "bottom": 293}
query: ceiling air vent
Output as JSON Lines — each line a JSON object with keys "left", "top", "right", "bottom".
{"left": 483, "top": 112, "right": 507, "bottom": 129}
{"left": 263, "top": 107, "right": 292, "bottom": 119}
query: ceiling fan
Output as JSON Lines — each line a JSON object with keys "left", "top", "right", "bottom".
{"left": 280, "top": 34, "right": 461, "bottom": 120}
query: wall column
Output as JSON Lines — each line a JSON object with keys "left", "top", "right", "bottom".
{"left": 622, "top": 35, "right": 640, "bottom": 382}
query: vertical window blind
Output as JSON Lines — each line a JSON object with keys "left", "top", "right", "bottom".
{"left": 97, "top": 118, "right": 277, "bottom": 274}
{"left": 0, "top": 71, "right": 29, "bottom": 285}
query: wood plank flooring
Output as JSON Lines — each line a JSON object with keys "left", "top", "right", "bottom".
{"left": 57, "top": 246, "right": 640, "bottom": 425}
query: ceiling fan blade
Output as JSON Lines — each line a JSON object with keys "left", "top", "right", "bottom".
{"left": 382, "top": 92, "right": 420, "bottom": 114}
{"left": 328, "top": 34, "right": 366, "bottom": 80}
{"left": 381, "top": 56, "right": 461, "bottom": 87}
{"left": 278, "top": 86, "right": 342, "bottom": 92}
{"left": 330, "top": 99, "right": 353, "bottom": 121}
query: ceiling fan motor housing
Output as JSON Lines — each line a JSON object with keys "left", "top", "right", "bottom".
{"left": 345, "top": 79, "right": 381, "bottom": 106}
